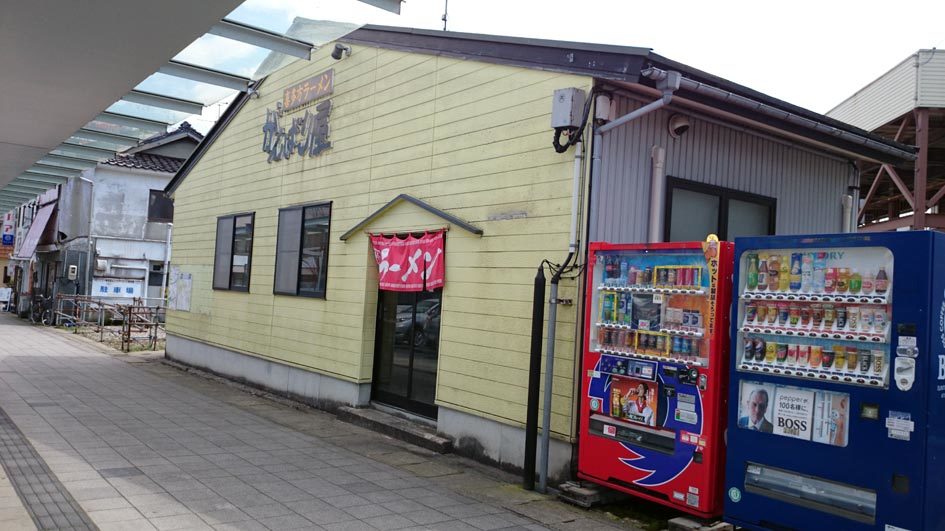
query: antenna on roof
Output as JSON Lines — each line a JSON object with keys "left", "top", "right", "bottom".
{"left": 442, "top": 0, "right": 448, "bottom": 31}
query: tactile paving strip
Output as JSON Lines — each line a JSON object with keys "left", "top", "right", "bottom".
{"left": 0, "top": 405, "right": 98, "bottom": 530}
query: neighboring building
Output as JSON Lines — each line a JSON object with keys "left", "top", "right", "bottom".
{"left": 827, "top": 49, "right": 944, "bottom": 231}
{"left": 164, "top": 23, "right": 912, "bottom": 483}
{"left": 83, "top": 123, "right": 201, "bottom": 303}
{"left": 3, "top": 123, "right": 200, "bottom": 314}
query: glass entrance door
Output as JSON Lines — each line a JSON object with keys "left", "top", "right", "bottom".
{"left": 372, "top": 289, "right": 441, "bottom": 418}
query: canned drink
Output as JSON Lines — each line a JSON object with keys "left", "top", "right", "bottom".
{"left": 836, "top": 306, "right": 847, "bottom": 329}
{"left": 776, "top": 343, "right": 788, "bottom": 363}
{"left": 745, "top": 303, "right": 757, "bottom": 323}
{"left": 617, "top": 329, "right": 627, "bottom": 349}
{"left": 691, "top": 339, "right": 701, "bottom": 358}
{"left": 790, "top": 253, "right": 802, "bottom": 291}
{"left": 667, "top": 268, "right": 677, "bottom": 286}
{"left": 756, "top": 304, "right": 768, "bottom": 324}
{"left": 598, "top": 327, "right": 608, "bottom": 347}
{"left": 683, "top": 267, "right": 693, "bottom": 286}
{"left": 846, "top": 346, "right": 858, "bottom": 370}
{"left": 682, "top": 338, "right": 692, "bottom": 356}
{"left": 691, "top": 310, "right": 703, "bottom": 328}
{"left": 823, "top": 304, "right": 836, "bottom": 329}
{"left": 677, "top": 267, "right": 687, "bottom": 286}
{"left": 811, "top": 303, "right": 824, "bottom": 328}
{"left": 789, "top": 304, "right": 800, "bottom": 326}
{"left": 671, "top": 336, "right": 681, "bottom": 354}
{"left": 809, "top": 345, "right": 823, "bottom": 367}
{"left": 629, "top": 268, "right": 638, "bottom": 286}
{"left": 767, "top": 303, "right": 779, "bottom": 324}
{"left": 753, "top": 338, "right": 765, "bottom": 362}
{"left": 858, "top": 349, "right": 871, "bottom": 372}
{"left": 682, "top": 310, "right": 692, "bottom": 327}
{"left": 830, "top": 345, "right": 845, "bottom": 369}
{"left": 797, "top": 344, "right": 810, "bottom": 366}
{"left": 787, "top": 344, "right": 798, "bottom": 364}
{"left": 656, "top": 335, "right": 665, "bottom": 351}
{"left": 864, "top": 309, "right": 875, "bottom": 333}
{"left": 848, "top": 307, "right": 860, "bottom": 331}
{"left": 872, "top": 350, "right": 885, "bottom": 373}
{"left": 626, "top": 330, "right": 635, "bottom": 348}
{"left": 800, "top": 305, "right": 811, "bottom": 326}
{"left": 644, "top": 267, "right": 653, "bottom": 285}
{"left": 765, "top": 341, "right": 777, "bottom": 363}
{"left": 778, "top": 304, "right": 790, "bottom": 326}
{"left": 743, "top": 338, "right": 754, "bottom": 360}
{"left": 874, "top": 309, "right": 887, "bottom": 331}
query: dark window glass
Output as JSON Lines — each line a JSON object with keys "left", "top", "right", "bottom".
{"left": 148, "top": 190, "right": 174, "bottom": 222}
{"left": 212, "top": 213, "right": 253, "bottom": 291}
{"left": 274, "top": 203, "right": 331, "bottom": 298}
{"left": 665, "top": 177, "right": 776, "bottom": 241}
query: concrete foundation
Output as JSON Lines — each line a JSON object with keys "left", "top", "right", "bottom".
{"left": 166, "top": 333, "right": 370, "bottom": 410}
{"left": 437, "top": 405, "right": 574, "bottom": 484}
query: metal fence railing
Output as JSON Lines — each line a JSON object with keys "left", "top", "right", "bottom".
{"left": 54, "top": 294, "right": 165, "bottom": 352}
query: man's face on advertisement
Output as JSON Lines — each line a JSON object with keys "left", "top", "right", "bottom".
{"left": 748, "top": 389, "right": 768, "bottom": 423}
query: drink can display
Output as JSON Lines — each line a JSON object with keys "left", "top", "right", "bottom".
{"left": 789, "top": 304, "right": 800, "bottom": 326}
{"left": 776, "top": 343, "right": 788, "bottom": 363}
{"left": 797, "top": 344, "right": 810, "bottom": 366}
{"left": 765, "top": 341, "right": 777, "bottom": 363}
{"left": 690, "top": 340, "right": 701, "bottom": 358}
{"left": 644, "top": 267, "right": 653, "bottom": 285}
{"left": 786, "top": 344, "right": 798, "bottom": 364}
{"left": 682, "top": 338, "right": 691, "bottom": 356}
{"left": 861, "top": 272, "right": 874, "bottom": 294}
{"left": 690, "top": 310, "right": 703, "bottom": 328}
{"left": 809, "top": 345, "right": 823, "bottom": 367}
{"left": 629, "top": 268, "right": 638, "bottom": 286}
{"left": 745, "top": 303, "right": 757, "bottom": 323}
{"left": 617, "top": 329, "right": 627, "bottom": 349}
{"left": 872, "top": 349, "right": 885, "bottom": 373}
{"left": 598, "top": 327, "right": 608, "bottom": 347}
{"left": 849, "top": 269, "right": 862, "bottom": 294}
{"left": 767, "top": 255, "right": 780, "bottom": 291}
{"left": 858, "top": 349, "right": 871, "bottom": 372}
{"left": 667, "top": 268, "right": 676, "bottom": 286}
{"left": 846, "top": 346, "right": 858, "bottom": 370}
{"left": 656, "top": 335, "right": 665, "bottom": 351}
{"left": 875, "top": 266, "right": 889, "bottom": 294}
{"left": 789, "top": 253, "right": 802, "bottom": 291}
{"left": 658, "top": 268, "right": 668, "bottom": 285}
{"left": 672, "top": 336, "right": 681, "bottom": 354}
{"left": 753, "top": 338, "right": 765, "bottom": 362}
{"left": 626, "top": 330, "right": 635, "bottom": 348}
{"left": 825, "top": 267, "right": 837, "bottom": 293}
{"left": 778, "top": 303, "right": 790, "bottom": 326}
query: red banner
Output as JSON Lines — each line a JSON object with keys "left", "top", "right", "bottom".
{"left": 371, "top": 231, "right": 445, "bottom": 292}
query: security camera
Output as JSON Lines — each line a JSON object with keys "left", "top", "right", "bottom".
{"left": 331, "top": 43, "right": 351, "bottom": 60}
{"left": 668, "top": 114, "right": 690, "bottom": 138}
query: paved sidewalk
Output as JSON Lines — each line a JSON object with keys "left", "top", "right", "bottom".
{"left": 0, "top": 313, "right": 635, "bottom": 531}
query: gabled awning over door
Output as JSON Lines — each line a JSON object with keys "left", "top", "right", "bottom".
{"left": 12, "top": 204, "right": 54, "bottom": 260}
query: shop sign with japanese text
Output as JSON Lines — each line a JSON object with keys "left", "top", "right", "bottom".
{"left": 262, "top": 69, "right": 334, "bottom": 163}
{"left": 2, "top": 212, "right": 14, "bottom": 246}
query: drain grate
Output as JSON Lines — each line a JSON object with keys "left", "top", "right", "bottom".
{"left": 0, "top": 405, "right": 98, "bottom": 530}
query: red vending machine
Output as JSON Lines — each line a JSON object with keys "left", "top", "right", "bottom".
{"left": 578, "top": 239, "right": 734, "bottom": 517}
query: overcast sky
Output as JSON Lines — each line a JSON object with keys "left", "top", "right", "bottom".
{"left": 178, "top": 0, "right": 945, "bottom": 130}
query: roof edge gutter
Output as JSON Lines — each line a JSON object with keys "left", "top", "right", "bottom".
{"left": 641, "top": 67, "right": 916, "bottom": 162}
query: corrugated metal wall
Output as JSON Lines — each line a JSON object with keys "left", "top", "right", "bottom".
{"left": 827, "top": 54, "right": 917, "bottom": 131}
{"left": 590, "top": 94, "right": 851, "bottom": 243}
{"left": 918, "top": 49, "right": 945, "bottom": 108}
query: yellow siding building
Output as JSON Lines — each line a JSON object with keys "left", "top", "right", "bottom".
{"left": 166, "top": 24, "right": 913, "bottom": 482}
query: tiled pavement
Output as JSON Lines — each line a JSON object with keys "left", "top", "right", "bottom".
{"left": 0, "top": 314, "right": 633, "bottom": 531}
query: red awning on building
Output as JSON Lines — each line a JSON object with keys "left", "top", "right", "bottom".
{"left": 12, "top": 204, "right": 54, "bottom": 260}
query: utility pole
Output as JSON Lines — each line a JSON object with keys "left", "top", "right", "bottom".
{"left": 442, "top": 0, "right": 448, "bottom": 31}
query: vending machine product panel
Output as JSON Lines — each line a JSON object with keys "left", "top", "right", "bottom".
{"left": 724, "top": 231, "right": 944, "bottom": 531}
{"left": 578, "top": 240, "right": 733, "bottom": 518}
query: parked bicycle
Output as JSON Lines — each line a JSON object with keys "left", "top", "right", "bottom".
{"left": 29, "top": 294, "right": 54, "bottom": 325}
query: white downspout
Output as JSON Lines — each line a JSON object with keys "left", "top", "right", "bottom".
{"left": 648, "top": 146, "right": 667, "bottom": 242}
{"left": 159, "top": 223, "right": 173, "bottom": 306}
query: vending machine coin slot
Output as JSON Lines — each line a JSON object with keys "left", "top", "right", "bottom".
{"left": 664, "top": 386, "right": 676, "bottom": 398}
{"left": 693, "top": 451, "right": 703, "bottom": 463}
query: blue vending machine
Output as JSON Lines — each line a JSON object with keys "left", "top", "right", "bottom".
{"left": 723, "top": 231, "right": 945, "bottom": 531}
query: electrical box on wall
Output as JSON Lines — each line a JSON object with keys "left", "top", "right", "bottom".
{"left": 67, "top": 265, "right": 78, "bottom": 280}
{"left": 552, "top": 88, "right": 586, "bottom": 128}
